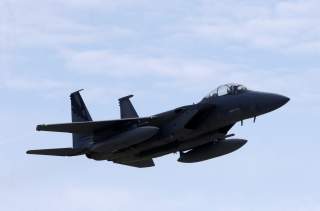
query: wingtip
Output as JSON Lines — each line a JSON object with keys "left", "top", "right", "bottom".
{"left": 36, "top": 125, "right": 42, "bottom": 131}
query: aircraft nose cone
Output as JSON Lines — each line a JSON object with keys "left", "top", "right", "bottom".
{"left": 249, "top": 91, "right": 290, "bottom": 116}
{"left": 273, "top": 94, "right": 290, "bottom": 108}
{"left": 253, "top": 92, "right": 290, "bottom": 114}
{"left": 265, "top": 93, "right": 290, "bottom": 112}
{"left": 282, "top": 95, "right": 290, "bottom": 105}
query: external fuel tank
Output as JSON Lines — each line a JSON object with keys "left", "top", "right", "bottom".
{"left": 178, "top": 139, "right": 247, "bottom": 163}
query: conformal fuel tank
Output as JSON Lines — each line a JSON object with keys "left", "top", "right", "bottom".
{"left": 90, "top": 126, "right": 159, "bottom": 153}
{"left": 178, "top": 139, "right": 247, "bottom": 163}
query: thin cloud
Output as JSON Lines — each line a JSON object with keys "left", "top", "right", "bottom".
{"left": 183, "top": 0, "right": 320, "bottom": 53}
{"left": 0, "top": 2, "right": 319, "bottom": 211}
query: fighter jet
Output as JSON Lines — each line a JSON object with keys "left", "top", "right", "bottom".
{"left": 27, "top": 83, "right": 289, "bottom": 168}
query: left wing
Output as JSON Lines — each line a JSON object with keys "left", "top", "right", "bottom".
{"left": 36, "top": 117, "right": 153, "bottom": 134}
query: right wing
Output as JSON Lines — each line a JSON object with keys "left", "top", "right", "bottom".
{"left": 36, "top": 117, "right": 153, "bottom": 134}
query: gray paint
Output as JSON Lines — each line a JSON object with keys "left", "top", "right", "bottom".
{"left": 27, "top": 83, "right": 289, "bottom": 168}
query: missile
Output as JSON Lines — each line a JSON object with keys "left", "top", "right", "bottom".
{"left": 178, "top": 139, "right": 247, "bottom": 163}
{"left": 90, "top": 126, "right": 159, "bottom": 154}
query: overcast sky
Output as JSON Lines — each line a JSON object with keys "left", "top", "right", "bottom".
{"left": 1, "top": 0, "right": 319, "bottom": 210}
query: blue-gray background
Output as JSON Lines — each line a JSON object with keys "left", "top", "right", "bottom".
{"left": 1, "top": 0, "right": 319, "bottom": 210}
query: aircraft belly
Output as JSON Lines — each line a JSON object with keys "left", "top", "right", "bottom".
{"left": 104, "top": 117, "right": 236, "bottom": 162}
{"left": 114, "top": 108, "right": 220, "bottom": 156}
{"left": 90, "top": 126, "right": 159, "bottom": 154}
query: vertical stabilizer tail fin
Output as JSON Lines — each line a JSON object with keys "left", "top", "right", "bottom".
{"left": 119, "top": 95, "right": 139, "bottom": 119}
{"left": 71, "top": 89, "right": 92, "bottom": 122}
{"left": 70, "top": 90, "right": 93, "bottom": 148}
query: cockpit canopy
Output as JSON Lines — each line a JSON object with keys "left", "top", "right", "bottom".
{"left": 205, "top": 83, "right": 248, "bottom": 98}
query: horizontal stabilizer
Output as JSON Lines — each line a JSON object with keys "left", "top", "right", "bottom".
{"left": 26, "top": 148, "right": 85, "bottom": 156}
{"left": 36, "top": 117, "right": 152, "bottom": 134}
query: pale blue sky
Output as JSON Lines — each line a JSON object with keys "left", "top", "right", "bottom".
{"left": 1, "top": 0, "right": 320, "bottom": 210}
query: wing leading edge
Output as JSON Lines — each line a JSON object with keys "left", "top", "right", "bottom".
{"left": 36, "top": 117, "right": 153, "bottom": 134}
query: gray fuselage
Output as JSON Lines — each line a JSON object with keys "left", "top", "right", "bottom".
{"left": 99, "top": 90, "right": 289, "bottom": 162}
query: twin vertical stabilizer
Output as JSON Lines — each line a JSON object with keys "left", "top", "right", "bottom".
{"left": 28, "top": 91, "right": 140, "bottom": 156}
{"left": 70, "top": 90, "right": 93, "bottom": 149}
{"left": 119, "top": 95, "right": 139, "bottom": 119}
